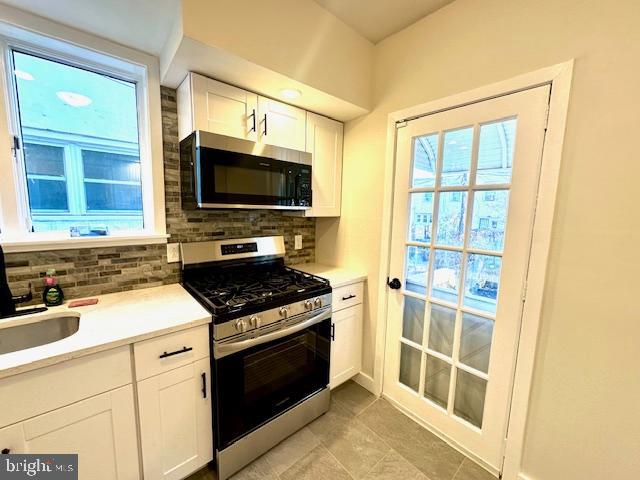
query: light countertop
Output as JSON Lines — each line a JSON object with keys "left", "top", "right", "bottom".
{"left": 0, "top": 284, "right": 211, "bottom": 379}
{"left": 294, "top": 263, "right": 367, "bottom": 288}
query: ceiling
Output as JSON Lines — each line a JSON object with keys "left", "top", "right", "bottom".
{"left": 0, "top": 0, "right": 179, "bottom": 55}
{"left": 313, "top": 0, "right": 455, "bottom": 43}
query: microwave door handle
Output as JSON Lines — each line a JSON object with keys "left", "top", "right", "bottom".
{"left": 214, "top": 307, "right": 331, "bottom": 359}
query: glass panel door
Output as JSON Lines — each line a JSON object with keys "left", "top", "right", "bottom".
{"left": 384, "top": 86, "right": 551, "bottom": 471}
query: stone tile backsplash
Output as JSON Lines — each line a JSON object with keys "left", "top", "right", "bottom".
{"left": 5, "top": 87, "right": 315, "bottom": 303}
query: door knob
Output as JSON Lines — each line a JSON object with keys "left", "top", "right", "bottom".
{"left": 387, "top": 278, "right": 402, "bottom": 290}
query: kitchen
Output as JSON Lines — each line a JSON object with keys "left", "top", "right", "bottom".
{"left": 0, "top": 1, "right": 638, "bottom": 480}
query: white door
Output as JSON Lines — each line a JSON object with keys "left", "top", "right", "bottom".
{"left": 383, "top": 86, "right": 550, "bottom": 471}
{"left": 330, "top": 303, "right": 363, "bottom": 389}
{"left": 137, "top": 359, "right": 213, "bottom": 480}
{"left": 189, "top": 73, "right": 258, "bottom": 141}
{"left": 306, "top": 112, "right": 343, "bottom": 217}
{"left": 0, "top": 385, "right": 140, "bottom": 480}
{"left": 258, "top": 96, "right": 306, "bottom": 151}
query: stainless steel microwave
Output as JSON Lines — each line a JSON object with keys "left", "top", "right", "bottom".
{"left": 180, "top": 131, "right": 312, "bottom": 210}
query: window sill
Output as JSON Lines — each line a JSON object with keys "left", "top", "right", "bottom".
{"left": 0, "top": 233, "right": 170, "bottom": 253}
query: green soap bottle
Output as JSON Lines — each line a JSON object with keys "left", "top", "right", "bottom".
{"left": 43, "top": 268, "right": 64, "bottom": 306}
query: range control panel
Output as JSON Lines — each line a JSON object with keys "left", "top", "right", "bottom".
{"left": 221, "top": 242, "right": 258, "bottom": 256}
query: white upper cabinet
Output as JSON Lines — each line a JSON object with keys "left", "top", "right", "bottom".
{"left": 177, "top": 72, "right": 258, "bottom": 141}
{"left": 177, "top": 72, "right": 345, "bottom": 217}
{"left": 257, "top": 96, "right": 306, "bottom": 151}
{"left": 304, "top": 112, "right": 343, "bottom": 217}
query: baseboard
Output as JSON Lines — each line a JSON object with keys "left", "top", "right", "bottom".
{"left": 353, "top": 372, "right": 376, "bottom": 394}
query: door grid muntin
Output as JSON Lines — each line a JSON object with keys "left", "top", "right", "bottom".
{"left": 398, "top": 116, "right": 517, "bottom": 429}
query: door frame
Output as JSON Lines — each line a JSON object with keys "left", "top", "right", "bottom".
{"left": 371, "top": 60, "right": 573, "bottom": 480}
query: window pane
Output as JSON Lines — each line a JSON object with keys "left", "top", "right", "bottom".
{"left": 464, "top": 254, "right": 502, "bottom": 313}
{"left": 424, "top": 355, "right": 450, "bottom": 409}
{"left": 477, "top": 119, "right": 517, "bottom": 185}
{"left": 431, "top": 250, "right": 461, "bottom": 304}
{"left": 405, "top": 246, "right": 429, "bottom": 296}
{"left": 24, "top": 143, "right": 65, "bottom": 176}
{"left": 427, "top": 304, "right": 456, "bottom": 356}
{"left": 83, "top": 150, "right": 141, "bottom": 182}
{"left": 402, "top": 296, "right": 425, "bottom": 344}
{"left": 85, "top": 183, "right": 142, "bottom": 211}
{"left": 409, "top": 193, "right": 434, "bottom": 243}
{"left": 441, "top": 128, "right": 472, "bottom": 186}
{"left": 469, "top": 190, "right": 509, "bottom": 252}
{"left": 459, "top": 313, "right": 494, "bottom": 374}
{"left": 13, "top": 51, "right": 143, "bottom": 233}
{"left": 454, "top": 370, "right": 487, "bottom": 428}
{"left": 399, "top": 343, "right": 421, "bottom": 392}
{"left": 436, "top": 191, "right": 467, "bottom": 247}
{"left": 27, "top": 178, "right": 68, "bottom": 210}
{"left": 412, "top": 134, "right": 438, "bottom": 188}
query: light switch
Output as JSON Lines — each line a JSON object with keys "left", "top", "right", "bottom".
{"left": 167, "top": 243, "right": 181, "bottom": 263}
{"left": 294, "top": 235, "right": 303, "bottom": 250}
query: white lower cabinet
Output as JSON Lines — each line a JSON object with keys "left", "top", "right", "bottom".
{"left": 137, "top": 357, "right": 212, "bottom": 480}
{"left": 330, "top": 284, "right": 364, "bottom": 389}
{"left": 0, "top": 385, "right": 140, "bottom": 480}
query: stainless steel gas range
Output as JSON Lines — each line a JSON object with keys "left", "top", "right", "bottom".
{"left": 181, "top": 236, "right": 332, "bottom": 480}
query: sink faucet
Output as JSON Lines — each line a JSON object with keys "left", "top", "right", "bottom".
{"left": 0, "top": 244, "right": 35, "bottom": 318}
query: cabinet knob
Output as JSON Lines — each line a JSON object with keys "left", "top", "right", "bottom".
{"left": 1, "top": 448, "right": 10, "bottom": 454}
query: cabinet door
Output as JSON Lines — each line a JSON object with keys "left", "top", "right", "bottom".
{"left": 306, "top": 112, "right": 343, "bottom": 217}
{"left": 189, "top": 73, "right": 258, "bottom": 141}
{"left": 257, "top": 96, "right": 306, "bottom": 151}
{"left": 330, "top": 303, "right": 363, "bottom": 389}
{"left": 137, "top": 359, "right": 212, "bottom": 480}
{"left": 0, "top": 385, "right": 139, "bottom": 480}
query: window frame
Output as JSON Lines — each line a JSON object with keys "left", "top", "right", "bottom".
{"left": 0, "top": 19, "right": 166, "bottom": 252}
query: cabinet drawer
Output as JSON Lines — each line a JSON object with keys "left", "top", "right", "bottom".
{"left": 0, "top": 347, "right": 131, "bottom": 428}
{"left": 332, "top": 282, "right": 364, "bottom": 312}
{"left": 134, "top": 325, "right": 209, "bottom": 381}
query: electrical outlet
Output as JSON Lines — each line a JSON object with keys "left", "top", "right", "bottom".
{"left": 294, "top": 235, "right": 303, "bottom": 250}
{"left": 167, "top": 243, "right": 181, "bottom": 263}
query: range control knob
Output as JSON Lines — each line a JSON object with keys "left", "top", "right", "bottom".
{"left": 304, "top": 299, "right": 314, "bottom": 310}
{"left": 279, "top": 306, "right": 289, "bottom": 318}
{"left": 314, "top": 297, "right": 322, "bottom": 308}
{"left": 234, "top": 319, "right": 248, "bottom": 333}
{"left": 250, "top": 315, "right": 261, "bottom": 328}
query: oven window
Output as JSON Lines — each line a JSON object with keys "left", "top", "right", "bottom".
{"left": 213, "top": 318, "right": 331, "bottom": 450}
{"left": 214, "top": 165, "right": 285, "bottom": 196}
{"left": 244, "top": 332, "right": 317, "bottom": 403}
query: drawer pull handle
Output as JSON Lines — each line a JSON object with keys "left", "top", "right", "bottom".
{"left": 159, "top": 346, "right": 193, "bottom": 359}
{"left": 331, "top": 323, "right": 335, "bottom": 341}
{"left": 1, "top": 448, "right": 10, "bottom": 454}
{"left": 201, "top": 372, "right": 207, "bottom": 399}
{"left": 341, "top": 294, "right": 356, "bottom": 301}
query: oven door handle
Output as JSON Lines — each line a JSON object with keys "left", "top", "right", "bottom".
{"left": 214, "top": 307, "right": 331, "bottom": 359}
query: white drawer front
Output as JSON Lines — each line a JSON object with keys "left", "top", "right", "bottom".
{"left": 134, "top": 325, "right": 209, "bottom": 381}
{"left": 0, "top": 347, "right": 131, "bottom": 428}
{"left": 331, "top": 282, "right": 364, "bottom": 312}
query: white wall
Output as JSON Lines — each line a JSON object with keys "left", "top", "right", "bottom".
{"left": 180, "top": 0, "right": 373, "bottom": 111}
{"left": 317, "top": 0, "right": 640, "bottom": 478}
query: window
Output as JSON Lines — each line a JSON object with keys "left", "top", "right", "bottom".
{"left": 0, "top": 21, "right": 165, "bottom": 250}
{"left": 13, "top": 51, "right": 143, "bottom": 233}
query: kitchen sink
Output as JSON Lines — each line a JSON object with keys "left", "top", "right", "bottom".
{"left": 0, "top": 313, "right": 80, "bottom": 355}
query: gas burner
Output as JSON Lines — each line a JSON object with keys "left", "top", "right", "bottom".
{"left": 184, "top": 261, "right": 330, "bottom": 321}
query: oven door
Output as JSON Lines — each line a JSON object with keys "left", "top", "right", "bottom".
{"left": 212, "top": 308, "right": 331, "bottom": 451}
{"left": 197, "top": 146, "right": 311, "bottom": 209}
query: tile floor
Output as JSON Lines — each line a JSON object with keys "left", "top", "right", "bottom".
{"left": 188, "top": 381, "right": 496, "bottom": 480}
